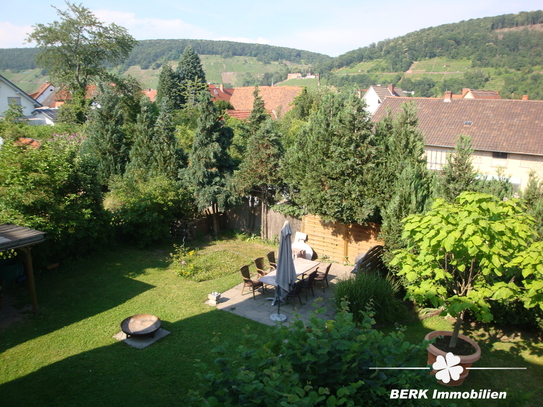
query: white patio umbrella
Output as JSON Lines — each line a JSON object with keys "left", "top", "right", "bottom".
{"left": 270, "top": 221, "right": 297, "bottom": 322}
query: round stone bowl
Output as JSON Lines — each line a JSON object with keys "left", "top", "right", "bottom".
{"left": 121, "top": 314, "right": 161, "bottom": 337}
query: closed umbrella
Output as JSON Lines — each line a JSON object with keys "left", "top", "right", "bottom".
{"left": 270, "top": 221, "right": 296, "bottom": 322}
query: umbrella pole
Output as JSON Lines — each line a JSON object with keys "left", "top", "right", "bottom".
{"left": 270, "top": 286, "right": 286, "bottom": 322}
{"left": 277, "top": 287, "right": 281, "bottom": 315}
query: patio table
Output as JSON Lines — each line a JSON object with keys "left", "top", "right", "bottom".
{"left": 260, "top": 258, "right": 320, "bottom": 305}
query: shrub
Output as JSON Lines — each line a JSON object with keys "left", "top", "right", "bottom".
{"left": 487, "top": 299, "right": 543, "bottom": 337}
{"left": 0, "top": 133, "right": 110, "bottom": 266}
{"left": 391, "top": 192, "right": 543, "bottom": 349}
{"left": 191, "top": 302, "right": 440, "bottom": 406}
{"left": 106, "top": 175, "right": 195, "bottom": 247}
{"left": 334, "top": 272, "right": 409, "bottom": 325}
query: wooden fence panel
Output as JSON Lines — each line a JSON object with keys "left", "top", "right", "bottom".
{"left": 302, "top": 215, "right": 383, "bottom": 264}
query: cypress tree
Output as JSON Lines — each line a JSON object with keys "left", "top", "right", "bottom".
{"left": 440, "top": 134, "right": 478, "bottom": 202}
{"left": 81, "top": 82, "right": 130, "bottom": 186}
{"left": 247, "top": 86, "right": 267, "bottom": 135}
{"left": 150, "top": 99, "right": 182, "bottom": 180}
{"left": 183, "top": 92, "right": 235, "bottom": 237}
{"left": 281, "top": 92, "right": 376, "bottom": 225}
{"left": 125, "top": 96, "right": 158, "bottom": 180}
{"left": 176, "top": 46, "right": 207, "bottom": 108}
{"left": 235, "top": 118, "right": 283, "bottom": 239}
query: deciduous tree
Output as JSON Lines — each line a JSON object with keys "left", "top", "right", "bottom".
{"left": 27, "top": 2, "right": 136, "bottom": 122}
{"left": 391, "top": 192, "right": 543, "bottom": 348}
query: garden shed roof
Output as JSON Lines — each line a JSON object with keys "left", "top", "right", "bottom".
{"left": 0, "top": 224, "right": 46, "bottom": 251}
{"left": 0, "top": 224, "right": 46, "bottom": 314}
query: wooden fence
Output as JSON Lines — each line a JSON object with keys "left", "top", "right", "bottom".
{"left": 301, "top": 215, "right": 383, "bottom": 264}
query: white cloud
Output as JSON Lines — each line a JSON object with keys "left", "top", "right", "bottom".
{"left": 0, "top": 22, "right": 33, "bottom": 48}
{"left": 94, "top": 9, "right": 212, "bottom": 40}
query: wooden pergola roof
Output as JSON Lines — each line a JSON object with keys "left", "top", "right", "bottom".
{"left": 0, "top": 224, "right": 46, "bottom": 313}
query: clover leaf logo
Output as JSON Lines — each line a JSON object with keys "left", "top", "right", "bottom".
{"left": 433, "top": 352, "right": 464, "bottom": 384}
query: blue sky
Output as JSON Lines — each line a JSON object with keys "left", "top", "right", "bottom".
{"left": 1, "top": 0, "right": 540, "bottom": 57}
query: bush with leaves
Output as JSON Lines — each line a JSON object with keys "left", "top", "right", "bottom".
{"left": 106, "top": 175, "right": 195, "bottom": 247}
{"left": 391, "top": 192, "right": 543, "bottom": 348}
{"left": 0, "top": 133, "right": 110, "bottom": 265}
{"left": 191, "top": 301, "right": 440, "bottom": 407}
{"left": 334, "top": 273, "right": 409, "bottom": 325}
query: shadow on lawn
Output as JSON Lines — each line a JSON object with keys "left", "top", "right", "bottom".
{"left": 0, "top": 245, "right": 160, "bottom": 354}
{"left": 0, "top": 309, "right": 260, "bottom": 407}
{"left": 1, "top": 308, "right": 542, "bottom": 407}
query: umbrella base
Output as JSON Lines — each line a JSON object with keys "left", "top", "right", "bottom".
{"left": 270, "top": 313, "right": 287, "bottom": 322}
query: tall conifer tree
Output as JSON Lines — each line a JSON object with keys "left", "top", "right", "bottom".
{"left": 439, "top": 134, "right": 478, "bottom": 202}
{"left": 183, "top": 92, "right": 235, "bottom": 237}
{"left": 81, "top": 83, "right": 130, "bottom": 186}
{"left": 281, "top": 93, "right": 376, "bottom": 224}
{"left": 176, "top": 46, "right": 207, "bottom": 108}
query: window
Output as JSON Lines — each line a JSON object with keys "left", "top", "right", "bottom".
{"left": 7, "top": 97, "right": 21, "bottom": 106}
{"left": 426, "top": 148, "right": 450, "bottom": 170}
{"left": 492, "top": 152, "right": 508, "bottom": 159}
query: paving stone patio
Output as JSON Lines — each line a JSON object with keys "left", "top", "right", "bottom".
{"left": 211, "top": 263, "right": 354, "bottom": 326}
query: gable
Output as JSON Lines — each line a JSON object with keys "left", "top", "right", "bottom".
{"left": 0, "top": 74, "right": 42, "bottom": 115}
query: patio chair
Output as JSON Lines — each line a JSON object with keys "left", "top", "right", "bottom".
{"left": 300, "top": 269, "right": 318, "bottom": 300}
{"left": 266, "top": 251, "right": 277, "bottom": 269}
{"left": 254, "top": 257, "right": 272, "bottom": 277}
{"left": 285, "top": 281, "right": 303, "bottom": 305}
{"left": 240, "top": 265, "right": 265, "bottom": 299}
{"left": 314, "top": 263, "right": 332, "bottom": 292}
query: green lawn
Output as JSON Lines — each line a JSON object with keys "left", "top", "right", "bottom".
{"left": 1, "top": 235, "right": 541, "bottom": 406}
{"left": 0, "top": 235, "right": 276, "bottom": 407}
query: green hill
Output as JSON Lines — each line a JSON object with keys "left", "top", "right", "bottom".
{"left": 2, "top": 11, "right": 543, "bottom": 99}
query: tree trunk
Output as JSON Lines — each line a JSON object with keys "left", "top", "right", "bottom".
{"left": 212, "top": 204, "right": 220, "bottom": 238}
{"left": 449, "top": 311, "right": 464, "bottom": 349}
{"left": 261, "top": 187, "right": 268, "bottom": 240}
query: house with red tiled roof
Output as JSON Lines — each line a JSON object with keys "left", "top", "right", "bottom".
{"left": 29, "top": 82, "right": 56, "bottom": 106}
{"left": 209, "top": 84, "right": 234, "bottom": 103}
{"left": 362, "top": 84, "right": 406, "bottom": 115}
{"left": 372, "top": 94, "right": 543, "bottom": 190}
{"left": 142, "top": 89, "right": 157, "bottom": 102}
{"left": 226, "top": 86, "right": 303, "bottom": 120}
{"left": 453, "top": 88, "right": 501, "bottom": 99}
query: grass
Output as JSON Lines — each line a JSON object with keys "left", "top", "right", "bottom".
{"left": 380, "top": 314, "right": 543, "bottom": 406}
{"left": 0, "top": 233, "right": 275, "bottom": 407}
{"left": 1, "top": 234, "right": 542, "bottom": 406}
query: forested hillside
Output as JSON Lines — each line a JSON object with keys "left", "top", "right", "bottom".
{"left": 2, "top": 11, "right": 543, "bottom": 98}
{"left": 316, "top": 10, "right": 543, "bottom": 73}
{"left": 0, "top": 39, "right": 330, "bottom": 72}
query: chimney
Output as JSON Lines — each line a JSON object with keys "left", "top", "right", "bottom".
{"left": 444, "top": 91, "right": 452, "bottom": 102}
{"left": 219, "top": 84, "right": 224, "bottom": 92}
{"left": 522, "top": 95, "right": 529, "bottom": 100}
{"left": 388, "top": 84, "right": 395, "bottom": 95}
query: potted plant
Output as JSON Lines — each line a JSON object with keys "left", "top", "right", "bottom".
{"left": 391, "top": 192, "right": 543, "bottom": 385}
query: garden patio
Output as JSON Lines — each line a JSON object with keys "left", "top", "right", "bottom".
{"left": 214, "top": 262, "right": 353, "bottom": 326}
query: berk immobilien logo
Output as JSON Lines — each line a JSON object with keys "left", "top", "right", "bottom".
{"left": 370, "top": 352, "right": 527, "bottom": 401}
